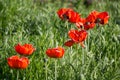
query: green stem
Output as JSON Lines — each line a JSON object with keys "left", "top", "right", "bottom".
{"left": 54, "top": 59, "right": 57, "bottom": 80}
{"left": 16, "top": 70, "right": 19, "bottom": 80}
{"left": 65, "top": 21, "right": 69, "bottom": 30}
{"left": 82, "top": 47, "right": 85, "bottom": 67}
{"left": 82, "top": 47, "right": 85, "bottom": 64}
{"left": 76, "top": 45, "right": 79, "bottom": 67}
{"left": 45, "top": 63, "right": 48, "bottom": 80}
{"left": 76, "top": 45, "right": 79, "bottom": 80}
{"left": 69, "top": 47, "right": 72, "bottom": 78}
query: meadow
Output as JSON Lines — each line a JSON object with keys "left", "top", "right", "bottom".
{"left": 0, "top": 0, "right": 120, "bottom": 80}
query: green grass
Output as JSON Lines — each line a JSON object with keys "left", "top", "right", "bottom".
{"left": 0, "top": 0, "right": 120, "bottom": 80}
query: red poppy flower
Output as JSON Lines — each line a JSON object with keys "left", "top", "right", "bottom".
{"left": 68, "top": 30, "right": 88, "bottom": 42}
{"left": 76, "top": 18, "right": 96, "bottom": 30}
{"left": 15, "top": 43, "right": 35, "bottom": 56}
{"left": 57, "top": 8, "right": 73, "bottom": 20}
{"left": 46, "top": 47, "right": 65, "bottom": 58}
{"left": 57, "top": 8, "right": 81, "bottom": 23}
{"left": 75, "top": 11, "right": 99, "bottom": 30}
{"left": 7, "top": 55, "right": 29, "bottom": 69}
{"left": 86, "top": 10, "right": 99, "bottom": 23}
{"left": 83, "top": 10, "right": 99, "bottom": 30}
{"left": 68, "top": 30, "right": 88, "bottom": 47}
{"left": 96, "top": 12, "right": 109, "bottom": 24}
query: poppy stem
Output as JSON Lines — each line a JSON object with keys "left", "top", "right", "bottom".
{"left": 82, "top": 47, "right": 85, "bottom": 70}
{"left": 45, "top": 62, "right": 48, "bottom": 80}
{"left": 65, "top": 21, "right": 69, "bottom": 30}
{"left": 75, "top": 45, "right": 79, "bottom": 80}
{"left": 16, "top": 70, "right": 19, "bottom": 80}
{"left": 54, "top": 59, "right": 57, "bottom": 80}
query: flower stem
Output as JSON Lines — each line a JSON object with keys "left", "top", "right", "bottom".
{"left": 82, "top": 47, "right": 85, "bottom": 73}
{"left": 16, "top": 70, "right": 19, "bottom": 80}
{"left": 65, "top": 21, "right": 69, "bottom": 30}
{"left": 45, "top": 63, "right": 48, "bottom": 80}
{"left": 54, "top": 59, "right": 57, "bottom": 80}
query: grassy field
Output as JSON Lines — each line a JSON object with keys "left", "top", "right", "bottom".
{"left": 0, "top": 0, "right": 120, "bottom": 80}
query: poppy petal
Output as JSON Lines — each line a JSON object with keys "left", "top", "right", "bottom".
{"left": 15, "top": 43, "right": 35, "bottom": 56}
{"left": 7, "top": 55, "right": 29, "bottom": 69}
{"left": 64, "top": 39, "right": 75, "bottom": 47}
{"left": 68, "top": 30, "right": 79, "bottom": 42}
{"left": 46, "top": 47, "right": 65, "bottom": 58}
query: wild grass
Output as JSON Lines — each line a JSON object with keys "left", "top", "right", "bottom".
{"left": 0, "top": 0, "right": 120, "bottom": 80}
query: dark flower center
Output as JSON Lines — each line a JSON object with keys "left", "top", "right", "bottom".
{"left": 96, "top": 18, "right": 101, "bottom": 23}
{"left": 63, "top": 14, "right": 69, "bottom": 20}
{"left": 85, "top": 22, "right": 91, "bottom": 25}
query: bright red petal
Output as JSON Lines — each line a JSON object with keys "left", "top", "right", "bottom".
{"left": 68, "top": 30, "right": 79, "bottom": 42}
{"left": 15, "top": 43, "right": 35, "bottom": 56}
{"left": 84, "top": 22, "right": 96, "bottom": 30}
{"left": 46, "top": 47, "right": 65, "bottom": 58}
{"left": 96, "top": 12, "right": 109, "bottom": 24}
{"left": 78, "top": 30, "right": 88, "bottom": 42}
{"left": 7, "top": 55, "right": 29, "bottom": 69}
{"left": 66, "top": 10, "right": 81, "bottom": 23}
{"left": 57, "top": 8, "right": 73, "bottom": 20}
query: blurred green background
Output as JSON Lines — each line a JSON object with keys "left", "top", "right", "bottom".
{"left": 0, "top": 0, "right": 120, "bottom": 80}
